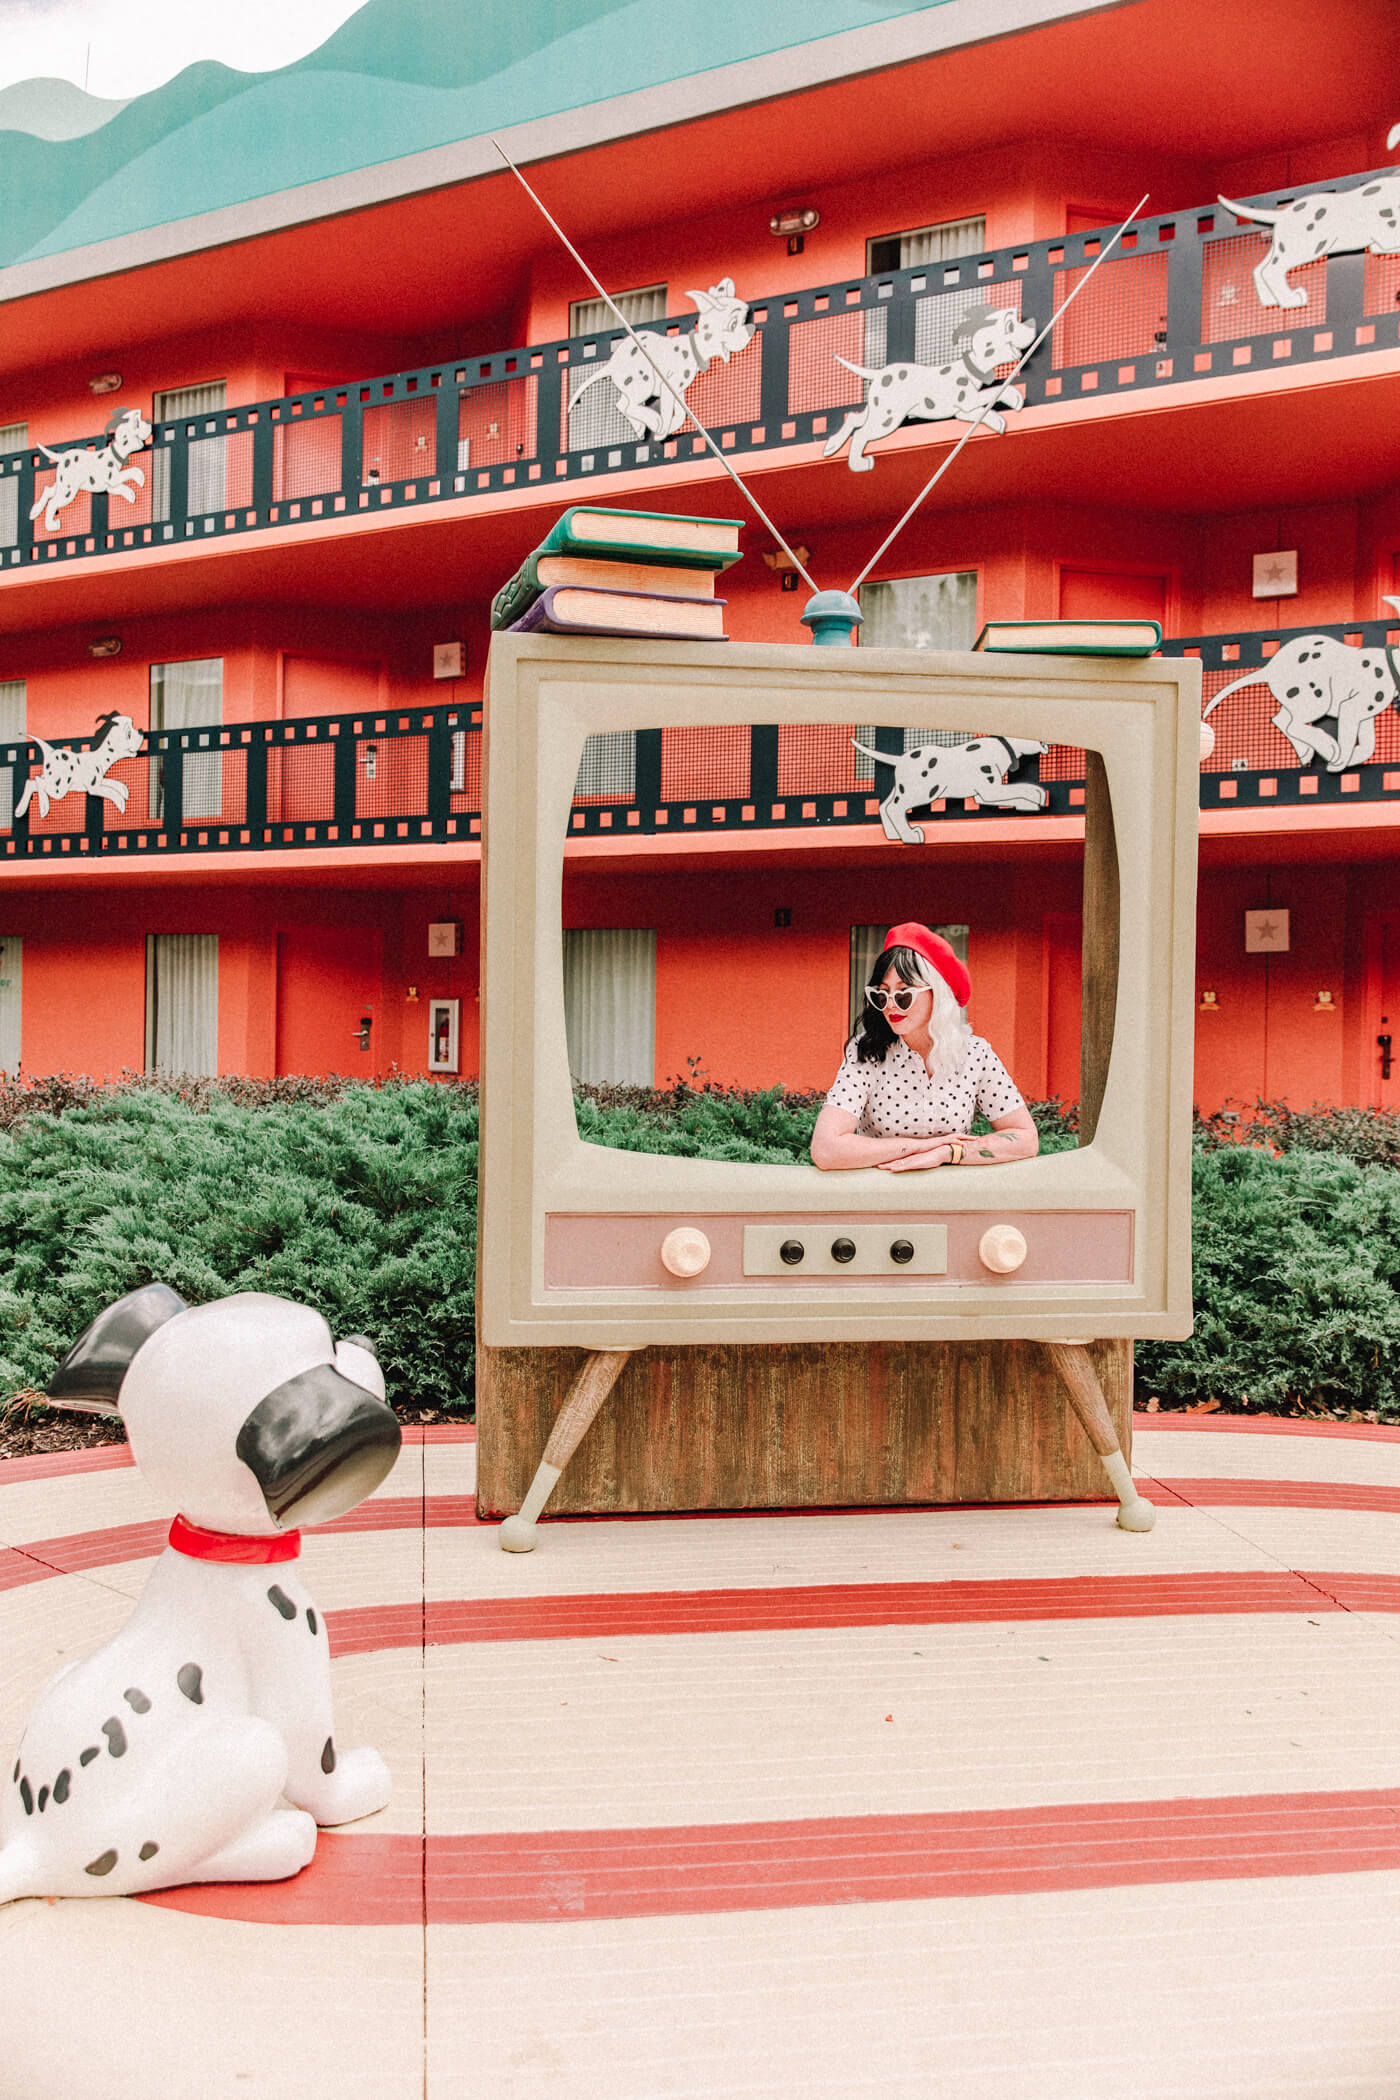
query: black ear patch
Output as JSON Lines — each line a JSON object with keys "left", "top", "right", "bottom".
{"left": 236, "top": 1363, "right": 401, "bottom": 1528}
{"left": 47, "top": 1284, "right": 187, "bottom": 1411}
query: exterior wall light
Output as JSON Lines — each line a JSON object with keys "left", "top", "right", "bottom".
{"left": 88, "top": 637, "right": 122, "bottom": 658}
{"left": 770, "top": 209, "right": 820, "bottom": 237}
{"left": 89, "top": 373, "right": 123, "bottom": 395}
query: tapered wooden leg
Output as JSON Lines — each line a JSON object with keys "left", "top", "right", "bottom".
{"left": 499, "top": 1350, "right": 635, "bottom": 1552}
{"left": 1046, "top": 1341, "right": 1155, "bottom": 1531}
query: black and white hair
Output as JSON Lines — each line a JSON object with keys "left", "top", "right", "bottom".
{"left": 853, "top": 943, "right": 972, "bottom": 1084}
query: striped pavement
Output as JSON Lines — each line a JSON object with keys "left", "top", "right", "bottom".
{"left": 0, "top": 1415, "right": 1397, "bottom": 2099}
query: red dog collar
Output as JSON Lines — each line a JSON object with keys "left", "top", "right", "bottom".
{"left": 169, "top": 1514, "right": 302, "bottom": 1563}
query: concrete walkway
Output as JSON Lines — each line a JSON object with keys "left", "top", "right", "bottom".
{"left": 2, "top": 1415, "right": 1398, "bottom": 2099}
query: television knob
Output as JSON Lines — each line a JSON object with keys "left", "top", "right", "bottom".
{"left": 660, "top": 1227, "right": 711, "bottom": 1277}
{"left": 831, "top": 1236, "right": 857, "bottom": 1264}
{"left": 889, "top": 1239, "right": 915, "bottom": 1265}
{"left": 978, "top": 1223, "right": 1027, "bottom": 1274}
{"left": 779, "top": 1239, "right": 805, "bottom": 1265}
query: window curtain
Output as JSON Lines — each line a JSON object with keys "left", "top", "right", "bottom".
{"left": 0, "top": 680, "right": 25, "bottom": 832}
{"left": 150, "top": 657, "right": 222, "bottom": 822}
{"left": 153, "top": 381, "right": 227, "bottom": 519}
{"left": 866, "top": 218, "right": 985, "bottom": 363}
{"left": 849, "top": 923, "right": 969, "bottom": 1034}
{"left": 0, "top": 936, "right": 20, "bottom": 1075}
{"left": 0, "top": 422, "right": 26, "bottom": 550}
{"left": 854, "top": 573, "right": 979, "bottom": 777}
{"left": 563, "top": 928, "right": 656, "bottom": 1086}
{"left": 146, "top": 934, "right": 218, "bottom": 1076}
{"left": 574, "top": 731, "right": 636, "bottom": 802}
{"left": 566, "top": 285, "right": 668, "bottom": 453}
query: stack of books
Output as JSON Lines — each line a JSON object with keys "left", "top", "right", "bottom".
{"left": 490, "top": 506, "right": 743, "bottom": 641}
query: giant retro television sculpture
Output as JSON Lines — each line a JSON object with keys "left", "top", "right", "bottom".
{"left": 478, "top": 631, "right": 1200, "bottom": 1544}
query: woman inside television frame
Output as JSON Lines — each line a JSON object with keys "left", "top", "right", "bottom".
{"left": 811, "top": 922, "right": 1040, "bottom": 1173}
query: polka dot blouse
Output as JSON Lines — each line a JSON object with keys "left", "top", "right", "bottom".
{"left": 824, "top": 1034, "right": 1026, "bottom": 1138}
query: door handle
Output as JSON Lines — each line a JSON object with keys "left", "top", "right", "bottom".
{"left": 354, "top": 1014, "right": 372, "bottom": 1052}
{"left": 1379, "top": 1033, "right": 1392, "bottom": 1080}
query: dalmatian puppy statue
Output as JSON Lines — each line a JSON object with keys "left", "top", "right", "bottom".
{"left": 822, "top": 303, "right": 1037, "bottom": 472}
{"left": 567, "top": 280, "right": 753, "bottom": 442}
{"left": 29, "top": 407, "right": 152, "bottom": 533}
{"left": 850, "top": 732, "right": 1048, "bottom": 844}
{"left": 1202, "top": 598, "right": 1400, "bottom": 771}
{"left": 0, "top": 1284, "right": 401, "bottom": 1903}
{"left": 1219, "top": 130, "right": 1400, "bottom": 309}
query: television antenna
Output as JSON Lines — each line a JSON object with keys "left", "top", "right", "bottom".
{"left": 494, "top": 142, "right": 1147, "bottom": 641}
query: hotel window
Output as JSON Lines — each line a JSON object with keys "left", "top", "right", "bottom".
{"left": 152, "top": 381, "right": 227, "bottom": 519}
{"left": 867, "top": 217, "right": 986, "bottom": 275}
{"left": 563, "top": 928, "right": 656, "bottom": 1086}
{"left": 865, "top": 218, "right": 989, "bottom": 364}
{"left": 573, "top": 730, "right": 636, "bottom": 804}
{"left": 150, "top": 657, "right": 223, "bottom": 822}
{"left": 854, "top": 572, "right": 979, "bottom": 778}
{"left": 0, "top": 679, "right": 25, "bottom": 832}
{"left": 146, "top": 934, "right": 218, "bottom": 1077}
{"left": 0, "top": 421, "right": 27, "bottom": 550}
{"left": 850, "top": 924, "right": 969, "bottom": 1034}
{"left": 0, "top": 936, "right": 20, "bottom": 1076}
{"left": 566, "top": 284, "right": 668, "bottom": 453}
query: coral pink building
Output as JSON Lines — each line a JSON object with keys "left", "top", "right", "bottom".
{"left": 1, "top": 0, "right": 1398, "bottom": 1109}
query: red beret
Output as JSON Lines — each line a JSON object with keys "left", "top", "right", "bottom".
{"left": 880, "top": 922, "right": 971, "bottom": 1007}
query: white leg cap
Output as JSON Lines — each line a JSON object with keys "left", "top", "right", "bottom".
{"left": 1101, "top": 1449, "right": 1156, "bottom": 1531}
{"left": 498, "top": 1514, "right": 539, "bottom": 1553}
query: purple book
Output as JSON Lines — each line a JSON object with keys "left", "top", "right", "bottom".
{"left": 508, "top": 584, "right": 728, "bottom": 642}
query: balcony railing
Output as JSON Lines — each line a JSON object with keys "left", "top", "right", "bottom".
{"left": 5, "top": 619, "right": 1400, "bottom": 863}
{"left": 4, "top": 167, "right": 1399, "bottom": 571}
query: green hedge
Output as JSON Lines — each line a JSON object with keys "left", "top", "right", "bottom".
{"left": 0, "top": 1077, "right": 1397, "bottom": 1421}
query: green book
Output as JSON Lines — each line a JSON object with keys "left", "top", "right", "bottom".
{"left": 539, "top": 505, "right": 741, "bottom": 567}
{"left": 974, "top": 618, "right": 1162, "bottom": 657}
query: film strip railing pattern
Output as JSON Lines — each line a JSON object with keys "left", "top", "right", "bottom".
{"left": 0, "top": 702, "right": 481, "bottom": 860}
{"left": 3, "top": 167, "right": 1399, "bottom": 569}
{"left": 5, "top": 620, "right": 1398, "bottom": 860}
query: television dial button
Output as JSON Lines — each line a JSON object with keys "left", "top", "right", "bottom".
{"left": 831, "top": 1237, "right": 857, "bottom": 1264}
{"left": 779, "top": 1239, "right": 805, "bottom": 1265}
{"left": 889, "top": 1239, "right": 915, "bottom": 1265}
{"left": 660, "top": 1227, "right": 711, "bottom": 1277}
{"left": 978, "top": 1224, "right": 1027, "bottom": 1274}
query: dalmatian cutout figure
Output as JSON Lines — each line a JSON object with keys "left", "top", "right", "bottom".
{"left": 14, "top": 710, "right": 145, "bottom": 823}
{"left": 1219, "top": 129, "right": 1400, "bottom": 309}
{"left": 567, "top": 280, "right": 753, "bottom": 442}
{"left": 1202, "top": 597, "right": 1400, "bottom": 771}
{"left": 0, "top": 1285, "right": 402, "bottom": 1903}
{"left": 822, "top": 303, "right": 1037, "bottom": 472}
{"left": 850, "top": 733, "right": 1048, "bottom": 845}
{"left": 29, "top": 407, "right": 152, "bottom": 533}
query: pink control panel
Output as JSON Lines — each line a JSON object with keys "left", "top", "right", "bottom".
{"left": 544, "top": 1210, "right": 1135, "bottom": 1289}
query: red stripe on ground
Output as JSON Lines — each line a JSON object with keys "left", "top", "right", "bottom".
{"left": 399, "top": 1424, "right": 476, "bottom": 1444}
{"left": 1149, "top": 1477, "right": 1400, "bottom": 1514}
{"left": 7, "top": 1474, "right": 1397, "bottom": 1596}
{"left": 140, "top": 1784, "right": 1400, "bottom": 1927}
{"left": 1135, "top": 1413, "right": 1400, "bottom": 1441}
{"left": 0, "top": 1445, "right": 132, "bottom": 1483}
{"left": 326, "top": 1568, "right": 1367, "bottom": 1656}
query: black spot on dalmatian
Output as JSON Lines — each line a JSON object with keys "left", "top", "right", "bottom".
{"left": 102, "top": 1718, "right": 127, "bottom": 1758}
{"left": 53, "top": 1769, "right": 70, "bottom": 1805}
{"left": 306, "top": 1609, "right": 318, "bottom": 1636}
{"left": 1365, "top": 186, "right": 1380, "bottom": 196}
{"left": 268, "top": 1585, "right": 297, "bottom": 1621}
{"left": 79, "top": 1747, "right": 100, "bottom": 1768}
{"left": 1286, "top": 687, "right": 1300, "bottom": 698}
{"left": 84, "top": 1850, "right": 117, "bottom": 1877}
{"left": 139, "top": 1842, "right": 159, "bottom": 1862}
{"left": 878, "top": 374, "right": 893, "bottom": 388}
{"left": 1315, "top": 206, "right": 1327, "bottom": 217}
{"left": 321, "top": 1737, "right": 337, "bottom": 1775}
{"left": 37, "top": 1787, "right": 48, "bottom": 1812}
{"left": 19, "top": 1777, "right": 32, "bottom": 1816}
{"left": 1383, "top": 209, "right": 1397, "bottom": 222}
{"left": 177, "top": 1663, "right": 204, "bottom": 1705}
{"left": 124, "top": 1687, "right": 152, "bottom": 1714}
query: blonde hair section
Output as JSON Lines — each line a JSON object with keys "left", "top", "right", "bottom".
{"left": 907, "top": 955, "right": 972, "bottom": 1085}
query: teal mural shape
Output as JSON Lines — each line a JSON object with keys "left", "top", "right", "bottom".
{"left": 0, "top": 0, "right": 949, "bottom": 272}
